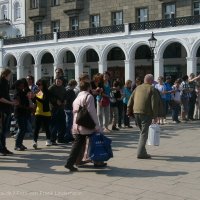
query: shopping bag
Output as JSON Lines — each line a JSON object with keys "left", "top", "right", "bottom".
{"left": 147, "top": 124, "right": 160, "bottom": 146}
{"left": 88, "top": 132, "right": 113, "bottom": 161}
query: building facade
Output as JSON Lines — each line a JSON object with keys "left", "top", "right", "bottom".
{"left": 1, "top": 0, "right": 200, "bottom": 84}
{"left": 0, "top": 0, "right": 25, "bottom": 38}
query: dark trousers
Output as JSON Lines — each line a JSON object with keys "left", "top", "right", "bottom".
{"left": 64, "top": 110, "right": 73, "bottom": 141}
{"left": 172, "top": 104, "right": 180, "bottom": 122}
{"left": 134, "top": 114, "right": 152, "bottom": 157}
{"left": 0, "top": 112, "right": 11, "bottom": 150}
{"left": 33, "top": 115, "right": 51, "bottom": 142}
{"left": 50, "top": 108, "right": 66, "bottom": 142}
{"left": 15, "top": 115, "right": 28, "bottom": 147}
{"left": 123, "top": 104, "right": 130, "bottom": 126}
{"left": 66, "top": 134, "right": 87, "bottom": 166}
{"left": 188, "top": 98, "right": 196, "bottom": 119}
{"left": 117, "top": 100, "right": 123, "bottom": 127}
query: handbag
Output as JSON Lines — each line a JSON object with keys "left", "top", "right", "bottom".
{"left": 88, "top": 132, "right": 113, "bottom": 161}
{"left": 147, "top": 124, "right": 160, "bottom": 146}
{"left": 76, "top": 94, "right": 96, "bottom": 129}
{"left": 99, "top": 96, "right": 110, "bottom": 107}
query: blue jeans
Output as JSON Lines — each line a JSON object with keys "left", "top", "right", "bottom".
{"left": 64, "top": 110, "right": 73, "bottom": 141}
{"left": 0, "top": 112, "right": 11, "bottom": 150}
{"left": 15, "top": 115, "right": 28, "bottom": 148}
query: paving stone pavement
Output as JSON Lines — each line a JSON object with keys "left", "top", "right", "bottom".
{"left": 0, "top": 119, "right": 200, "bottom": 200}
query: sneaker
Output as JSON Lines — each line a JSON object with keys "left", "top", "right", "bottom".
{"left": 32, "top": 141, "right": 37, "bottom": 149}
{"left": 46, "top": 140, "right": 52, "bottom": 146}
{"left": 64, "top": 164, "right": 78, "bottom": 172}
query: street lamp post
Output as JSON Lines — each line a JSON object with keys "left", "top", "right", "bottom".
{"left": 148, "top": 32, "right": 157, "bottom": 75}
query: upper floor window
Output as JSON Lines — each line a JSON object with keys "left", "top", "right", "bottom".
{"left": 90, "top": 14, "right": 100, "bottom": 28}
{"left": 51, "top": 0, "right": 59, "bottom": 6}
{"left": 51, "top": 20, "right": 60, "bottom": 32}
{"left": 112, "top": 11, "right": 123, "bottom": 25}
{"left": 1, "top": 5, "right": 8, "bottom": 19}
{"left": 163, "top": 3, "right": 176, "bottom": 19}
{"left": 31, "top": 0, "right": 39, "bottom": 9}
{"left": 193, "top": 1, "right": 200, "bottom": 15}
{"left": 137, "top": 7, "right": 148, "bottom": 22}
{"left": 70, "top": 16, "right": 79, "bottom": 30}
{"left": 14, "top": 2, "right": 21, "bottom": 20}
{"left": 34, "top": 22, "right": 42, "bottom": 35}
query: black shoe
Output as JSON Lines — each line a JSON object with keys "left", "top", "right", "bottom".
{"left": 64, "top": 164, "right": 78, "bottom": 172}
{"left": 14, "top": 146, "right": 25, "bottom": 151}
{"left": 21, "top": 145, "right": 27, "bottom": 150}
{"left": 94, "top": 163, "right": 107, "bottom": 168}
{"left": 0, "top": 150, "right": 7, "bottom": 156}
{"left": 137, "top": 154, "right": 151, "bottom": 159}
{"left": 57, "top": 139, "right": 66, "bottom": 144}
{"left": 112, "top": 126, "right": 119, "bottom": 131}
{"left": 4, "top": 148, "right": 14, "bottom": 155}
{"left": 128, "top": 125, "right": 133, "bottom": 128}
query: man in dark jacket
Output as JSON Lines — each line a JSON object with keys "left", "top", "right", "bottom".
{"left": 127, "top": 74, "right": 159, "bottom": 159}
{"left": 0, "top": 68, "right": 18, "bottom": 155}
{"left": 48, "top": 77, "right": 67, "bottom": 144}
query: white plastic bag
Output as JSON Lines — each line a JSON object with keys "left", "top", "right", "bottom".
{"left": 147, "top": 124, "right": 160, "bottom": 146}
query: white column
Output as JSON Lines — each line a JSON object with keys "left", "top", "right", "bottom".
{"left": 34, "top": 64, "right": 42, "bottom": 82}
{"left": 75, "top": 62, "right": 83, "bottom": 81}
{"left": 0, "top": 40, "right": 3, "bottom": 74}
{"left": 187, "top": 57, "right": 197, "bottom": 75}
{"left": 154, "top": 58, "right": 164, "bottom": 80}
{"left": 17, "top": 65, "right": 25, "bottom": 80}
{"left": 124, "top": 59, "right": 135, "bottom": 82}
{"left": 98, "top": 60, "right": 107, "bottom": 73}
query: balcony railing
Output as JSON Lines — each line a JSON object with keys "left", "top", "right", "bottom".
{"left": 3, "top": 14, "right": 200, "bottom": 46}
{"left": 57, "top": 24, "right": 125, "bottom": 39}
{"left": 129, "top": 15, "right": 200, "bottom": 31}
{"left": 0, "top": 18, "right": 11, "bottom": 26}
{"left": 3, "top": 33, "right": 53, "bottom": 45}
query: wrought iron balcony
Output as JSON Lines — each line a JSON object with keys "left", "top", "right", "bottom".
{"left": 129, "top": 15, "right": 200, "bottom": 31}
{"left": 57, "top": 24, "right": 124, "bottom": 39}
{"left": 0, "top": 18, "right": 11, "bottom": 27}
{"left": 3, "top": 33, "right": 53, "bottom": 45}
{"left": 63, "top": 0, "right": 84, "bottom": 15}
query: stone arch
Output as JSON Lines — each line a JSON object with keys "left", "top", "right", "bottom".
{"left": 18, "top": 51, "right": 35, "bottom": 66}
{"left": 101, "top": 43, "right": 127, "bottom": 62}
{"left": 36, "top": 49, "right": 55, "bottom": 65}
{"left": 57, "top": 47, "right": 76, "bottom": 64}
{"left": 190, "top": 38, "right": 200, "bottom": 58}
{"left": 77, "top": 45, "right": 100, "bottom": 64}
{"left": 156, "top": 38, "right": 189, "bottom": 59}
{"left": 129, "top": 41, "right": 150, "bottom": 60}
{"left": 3, "top": 53, "right": 17, "bottom": 67}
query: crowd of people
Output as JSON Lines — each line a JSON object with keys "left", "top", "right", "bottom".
{"left": 0, "top": 67, "right": 200, "bottom": 171}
